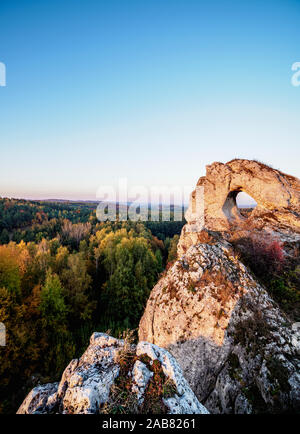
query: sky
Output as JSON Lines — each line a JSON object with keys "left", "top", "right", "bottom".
{"left": 0, "top": 0, "right": 300, "bottom": 203}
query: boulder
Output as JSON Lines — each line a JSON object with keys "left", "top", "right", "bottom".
{"left": 17, "top": 333, "right": 208, "bottom": 415}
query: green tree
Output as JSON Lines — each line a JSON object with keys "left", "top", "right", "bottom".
{"left": 99, "top": 232, "right": 159, "bottom": 327}
{"left": 0, "top": 229, "right": 9, "bottom": 245}
{"left": 60, "top": 253, "right": 95, "bottom": 323}
{"left": 39, "top": 271, "right": 75, "bottom": 373}
{"left": 155, "top": 249, "right": 163, "bottom": 273}
{"left": 167, "top": 234, "right": 179, "bottom": 263}
{"left": 40, "top": 271, "right": 67, "bottom": 330}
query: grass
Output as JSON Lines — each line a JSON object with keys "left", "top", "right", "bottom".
{"left": 229, "top": 300, "right": 275, "bottom": 356}
{"left": 100, "top": 330, "right": 179, "bottom": 414}
{"left": 230, "top": 230, "right": 300, "bottom": 321}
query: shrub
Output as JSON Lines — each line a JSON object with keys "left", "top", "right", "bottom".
{"left": 101, "top": 330, "right": 178, "bottom": 414}
{"left": 232, "top": 234, "right": 284, "bottom": 278}
{"left": 232, "top": 233, "right": 300, "bottom": 319}
{"left": 269, "top": 271, "right": 300, "bottom": 321}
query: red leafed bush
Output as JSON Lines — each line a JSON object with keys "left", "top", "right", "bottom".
{"left": 234, "top": 234, "right": 285, "bottom": 278}
{"left": 265, "top": 240, "right": 285, "bottom": 266}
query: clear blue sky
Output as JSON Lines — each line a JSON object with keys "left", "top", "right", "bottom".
{"left": 0, "top": 0, "right": 299, "bottom": 200}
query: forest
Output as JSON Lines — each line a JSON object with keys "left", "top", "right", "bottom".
{"left": 0, "top": 197, "right": 184, "bottom": 413}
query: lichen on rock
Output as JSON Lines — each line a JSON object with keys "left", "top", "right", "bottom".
{"left": 17, "top": 333, "right": 208, "bottom": 415}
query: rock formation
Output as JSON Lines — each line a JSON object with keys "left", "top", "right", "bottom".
{"left": 178, "top": 159, "right": 300, "bottom": 256}
{"left": 17, "top": 333, "right": 209, "bottom": 414}
{"left": 139, "top": 235, "right": 300, "bottom": 413}
{"left": 18, "top": 159, "right": 300, "bottom": 415}
{"left": 139, "top": 160, "right": 300, "bottom": 414}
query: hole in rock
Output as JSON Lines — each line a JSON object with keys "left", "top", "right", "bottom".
{"left": 222, "top": 191, "right": 257, "bottom": 222}
{"left": 236, "top": 192, "right": 257, "bottom": 217}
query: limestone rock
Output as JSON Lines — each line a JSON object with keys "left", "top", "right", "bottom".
{"left": 136, "top": 342, "right": 209, "bottom": 414}
{"left": 16, "top": 383, "right": 58, "bottom": 415}
{"left": 139, "top": 238, "right": 300, "bottom": 413}
{"left": 131, "top": 360, "right": 153, "bottom": 405}
{"left": 17, "top": 333, "right": 208, "bottom": 415}
{"left": 178, "top": 159, "right": 300, "bottom": 256}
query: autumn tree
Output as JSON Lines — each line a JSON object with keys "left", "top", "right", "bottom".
{"left": 0, "top": 245, "right": 21, "bottom": 295}
{"left": 60, "top": 252, "right": 95, "bottom": 323}
{"left": 98, "top": 231, "right": 160, "bottom": 327}
{"left": 167, "top": 234, "right": 179, "bottom": 264}
{"left": 39, "top": 271, "right": 74, "bottom": 374}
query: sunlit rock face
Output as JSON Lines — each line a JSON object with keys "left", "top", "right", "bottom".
{"left": 139, "top": 240, "right": 249, "bottom": 348}
{"left": 139, "top": 234, "right": 300, "bottom": 413}
{"left": 17, "top": 333, "right": 209, "bottom": 415}
{"left": 139, "top": 160, "right": 300, "bottom": 414}
{"left": 178, "top": 159, "right": 300, "bottom": 256}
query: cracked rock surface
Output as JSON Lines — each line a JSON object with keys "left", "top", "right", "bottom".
{"left": 17, "top": 333, "right": 208, "bottom": 414}
{"left": 139, "top": 238, "right": 300, "bottom": 413}
{"left": 139, "top": 160, "right": 300, "bottom": 413}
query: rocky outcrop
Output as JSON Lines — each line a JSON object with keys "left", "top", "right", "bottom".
{"left": 18, "top": 159, "right": 300, "bottom": 415}
{"left": 139, "top": 160, "right": 300, "bottom": 413}
{"left": 178, "top": 159, "right": 300, "bottom": 256}
{"left": 17, "top": 333, "right": 208, "bottom": 414}
{"left": 139, "top": 235, "right": 300, "bottom": 413}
